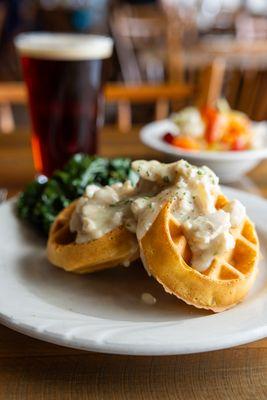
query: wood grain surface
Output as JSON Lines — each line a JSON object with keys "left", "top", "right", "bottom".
{"left": 0, "top": 126, "right": 266, "bottom": 400}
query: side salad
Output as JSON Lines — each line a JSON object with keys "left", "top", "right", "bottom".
{"left": 163, "top": 99, "right": 264, "bottom": 152}
{"left": 17, "top": 154, "right": 138, "bottom": 236}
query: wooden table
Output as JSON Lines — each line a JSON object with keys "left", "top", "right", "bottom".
{"left": 0, "top": 127, "right": 267, "bottom": 400}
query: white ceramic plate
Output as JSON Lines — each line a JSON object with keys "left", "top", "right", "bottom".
{"left": 0, "top": 188, "right": 267, "bottom": 356}
{"left": 140, "top": 120, "right": 267, "bottom": 182}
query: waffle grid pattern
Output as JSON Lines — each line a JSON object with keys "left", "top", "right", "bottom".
{"left": 168, "top": 194, "right": 258, "bottom": 281}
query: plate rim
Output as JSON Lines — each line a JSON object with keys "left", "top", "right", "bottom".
{"left": 1, "top": 310, "right": 266, "bottom": 356}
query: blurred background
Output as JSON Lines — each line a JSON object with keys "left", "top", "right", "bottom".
{"left": 1, "top": 0, "right": 267, "bottom": 132}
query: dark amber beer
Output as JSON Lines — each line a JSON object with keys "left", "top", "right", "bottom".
{"left": 15, "top": 33, "right": 113, "bottom": 176}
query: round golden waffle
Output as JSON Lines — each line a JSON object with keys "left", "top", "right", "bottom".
{"left": 47, "top": 201, "right": 139, "bottom": 273}
{"left": 140, "top": 194, "right": 259, "bottom": 312}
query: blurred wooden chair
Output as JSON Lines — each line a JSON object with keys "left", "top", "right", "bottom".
{"left": 106, "top": 59, "right": 225, "bottom": 132}
{"left": 161, "top": 0, "right": 198, "bottom": 83}
{"left": 111, "top": 8, "right": 224, "bottom": 133}
{"left": 110, "top": 5, "right": 167, "bottom": 83}
{"left": 0, "top": 83, "right": 27, "bottom": 133}
{"left": 0, "top": 60, "right": 225, "bottom": 134}
{"left": 110, "top": 3, "right": 199, "bottom": 84}
{"left": 231, "top": 14, "right": 267, "bottom": 120}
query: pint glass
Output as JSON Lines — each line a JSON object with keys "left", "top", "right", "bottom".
{"left": 15, "top": 33, "right": 113, "bottom": 176}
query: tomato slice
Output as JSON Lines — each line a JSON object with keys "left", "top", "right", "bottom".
{"left": 172, "top": 136, "right": 200, "bottom": 151}
{"left": 201, "top": 107, "right": 220, "bottom": 143}
{"left": 231, "top": 137, "right": 247, "bottom": 151}
{"left": 163, "top": 132, "right": 174, "bottom": 144}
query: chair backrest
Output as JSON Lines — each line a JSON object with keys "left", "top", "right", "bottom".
{"left": 162, "top": 1, "right": 198, "bottom": 82}
{"left": 110, "top": 3, "right": 199, "bottom": 84}
{"left": 110, "top": 5, "right": 168, "bottom": 83}
{"left": 106, "top": 59, "right": 225, "bottom": 132}
{"left": 0, "top": 59, "right": 225, "bottom": 134}
{"left": 105, "top": 82, "right": 194, "bottom": 132}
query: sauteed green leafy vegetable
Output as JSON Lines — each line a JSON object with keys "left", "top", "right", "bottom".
{"left": 17, "top": 154, "right": 138, "bottom": 235}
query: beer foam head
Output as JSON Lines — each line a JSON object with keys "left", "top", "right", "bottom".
{"left": 15, "top": 33, "right": 113, "bottom": 60}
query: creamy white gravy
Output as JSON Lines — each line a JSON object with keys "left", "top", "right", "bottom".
{"left": 70, "top": 160, "right": 246, "bottom": 272}
{"left": 172, "top": 107, "right": 205, "bottom": 138}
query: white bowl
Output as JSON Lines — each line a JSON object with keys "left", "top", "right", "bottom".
{"left": 140, "top": 119, "right": 267, "bottom": 183}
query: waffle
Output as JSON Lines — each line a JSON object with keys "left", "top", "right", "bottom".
{"left": 47, "top": 201, "right": 139, "bottom": 273}
{"left": 140, "top": 194, "right": 259, "bottom": 312}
